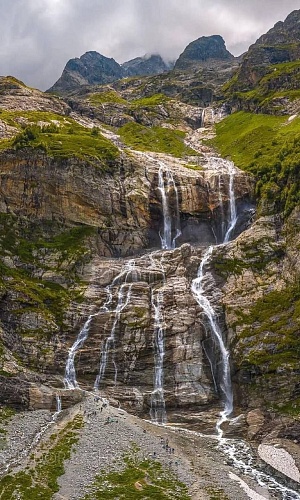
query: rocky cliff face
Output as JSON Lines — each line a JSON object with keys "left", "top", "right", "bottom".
{"left": 0, "top": 123, "right": 254, "bottom": 415}
{"left": 213, "top": 213, "right": 300, "bottom": 413}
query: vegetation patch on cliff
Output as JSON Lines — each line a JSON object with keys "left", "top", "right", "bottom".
{"left": 212, "top": 111, "right": 300, "bottom": 215}
{"left": 235, "top": 284, "right": 300, "bottom": 371}
{"left": 88, "top": 90, "right": 127, "bottom": 105}
{"left": 0, "top": 110, "right": 119, "bottom": 165}
{"left": 225, "top": 60, "right": 300, "bottom": 108}
{"left": 130, "top": 93, "right": 170, "bottom": 108}
{"left": 119, "top": 122, "right": 197, "bottom": 157}
{"left": 0, "top": 216, "right": 94, "bottom": 346}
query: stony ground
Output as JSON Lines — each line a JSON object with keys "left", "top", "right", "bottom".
{"left": 3, "top": 393, "right": 298, "bottom": 499}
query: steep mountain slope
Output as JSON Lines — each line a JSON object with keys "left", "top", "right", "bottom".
{"left": 225, "top": 9, "right": 300, "bottom": 113}
{"left": 48, "top": 51, "right": 124, "bottom": 94}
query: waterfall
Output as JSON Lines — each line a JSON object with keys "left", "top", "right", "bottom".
{"left": 133, "top": 151, "right": 181, "bottom": 250}
{"left": 150, "top": 288, "right": 167, "bottom": 424}
{"left": 148, "top": 253, "right": 167, "bottom": 423}
{"left": 64, "top": 314, "right": 96, "bottom": 389}
{"left": 94, "top": 259, "right": 135, "bottom": 389}
{"left": 55, "top": 394, "right": 62, "bottom": 414}
{"left": 94, "top": 279, "right": 133, "bottom": 390}
{"left": 201, "top": 108, "right": 205, "bottom": 127}
{"left": 218, "top": 175, "right": 226, "bottom": 242}
{"left": 224, "top": 163, "right": 237, "bottom": 243}
{"left": 191, "top": 160, "right": 237, "bottom": 435}
{"left": 64, "top": 259, "right": 135, "bottom": 390}
{"left": 158, "top": 162, "right": 181, "bottom": 250}
{"left": 191, "top": 247, "right": 233, "bottom": 433}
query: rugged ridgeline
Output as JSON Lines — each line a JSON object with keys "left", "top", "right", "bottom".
{"left": 226, "top": 9, "right": 300, "bottom": 114}
{"left": 48, "top": 35, "right": 239, "bottom": 106}
{"left": 48, "top": 52, "right": 173, "bottom": 94}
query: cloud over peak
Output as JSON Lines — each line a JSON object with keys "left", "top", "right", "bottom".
{"left": 0, "top": 0, "right": 299, "bottom": 90}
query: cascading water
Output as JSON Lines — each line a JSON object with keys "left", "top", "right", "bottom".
{"left": 191, "top": 159, "right": 237, "bottom": 436}
{"left": 64, "top": 260, "right": 135, "bottom": 390}
{"left": 134, "top": 151, "right": 181, "bottom": 250}
{"left": 224, "top": 163, "right": 238, "bottom": 243}
{"left": 54, "top": 394, "right": 62, "bottom": 416}
{"left": 218, "top": 175, "right": 226, "bottom": 242}
{"left": 201, "top": 108, "right": 206, "bottom": 127}
{"left": 150, "top": 287, "right": 167, "bottom": 424}
{"left": 64, "top": 314, "right": 96, "bottom": 389}
{"left": 190, "top": 160, "right": 300, "bottom": 498}
{"left": 158, "top": 162, "right": 181, "bottom": 250}
{"left": 94, "top": 266, "right": 134, "bottom": 389}
{"left": 191, "top": 246, "right": 233, "bottom": 435}
{"left": 148, "top": 252, "right": 167, "bottom": 424}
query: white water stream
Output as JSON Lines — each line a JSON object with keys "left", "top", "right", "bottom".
{"left": 160, "top": 423, "right": 300, "bottom": 500}
{"left": 219, "top": 438, "right": 300, "bottom": 500}
{"left": 150, "top": 286, "right": 167, "bottom": 424}
{"left": 191, "top": 245, "right": 233, "bottom": 436}
{"left": 64, "top": 259, "right": 135, "bottom": 390}
{"left": 191, "top": 160, "right": 237, "bottom": 434}
{"left": 158, "top": 162, "right": 181, "bottom": 250}
{"left": 190, "top": 160, "right": 300, "bottom": 498}
{"left": 224, "top": 162, "right": 238, "bottom": 244}
{"left": 94, "top": 266, "right": 134, "bottom": 389}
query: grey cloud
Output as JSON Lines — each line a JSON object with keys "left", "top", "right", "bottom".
{"left": 0, "top": 0, "right": 299, "bottom": 90}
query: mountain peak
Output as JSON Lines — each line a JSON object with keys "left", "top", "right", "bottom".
{"left": 228, "top": 9, "right": 300, "bottom": 92}
{"left": 255, "top": 9, "right": 300, "bottom": 46}
{"left": 48, "top": 51, "right": 123, "bottom": 93}
{"left": 122, "top": 53, "right": 173, "bottom": 76}
{"left": 174, "top": 34, "right": 234, "bottom": 71}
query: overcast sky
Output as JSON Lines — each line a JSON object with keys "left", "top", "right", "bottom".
{"left": 0, "top": 0, "right": 299, "bottom": 90}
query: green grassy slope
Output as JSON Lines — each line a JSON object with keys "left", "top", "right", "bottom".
{"left": 212, "top": 111, "right": 300, "bottom": 215}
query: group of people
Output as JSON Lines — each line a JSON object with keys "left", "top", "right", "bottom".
{"left": 81, "top": 395, "right": 110, "bottom": 420}
{"left": 161, "top": 437, "right": 175, "bottom": 454}
{"left": 152, "top": 437, "right": 176, "bottom": 459}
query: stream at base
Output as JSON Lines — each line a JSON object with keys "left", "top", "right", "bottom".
{"left": 148, "top": 416, "right": 300, "bottom": 500}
